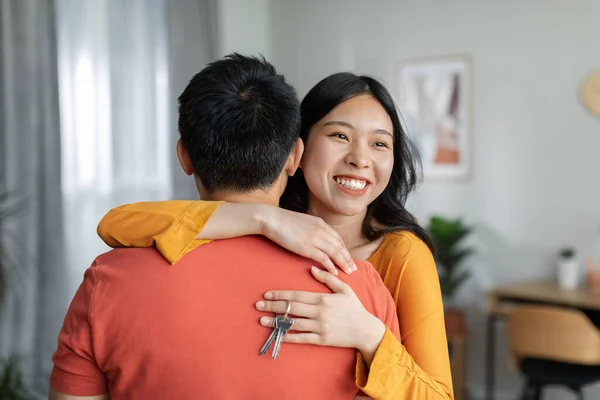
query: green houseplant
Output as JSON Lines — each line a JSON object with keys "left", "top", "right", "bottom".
{"left": 427, "top": 215, "right": 474, "bottom": 299}
{"left": 0, "top": 189, "right": 36, "bottom": 399}
{"left": 427, "top": 215, "right": 475, "bottom": 352}
{"left": 0, "top": 357, "right": 34, "bottom": 400}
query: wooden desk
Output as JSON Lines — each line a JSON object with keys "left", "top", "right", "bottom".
{"left": 449, "top": 334, "right": 466, "bottom": 400}
{"left": 446, "top": 309, "right": 467, "bottom": 400}
{"left": 485, "top": 281, "right": 600, "bottom": 400}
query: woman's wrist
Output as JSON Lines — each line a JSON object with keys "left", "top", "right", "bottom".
{"left": 254, "top": 203, "right": 277, "bottom": 237}
{"left": 355, "top": 313, "right": 386, "bottom": 367}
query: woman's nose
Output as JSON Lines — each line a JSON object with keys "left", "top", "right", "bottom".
{"left": 344, "top": 146, "right": 370, "bottom": 169}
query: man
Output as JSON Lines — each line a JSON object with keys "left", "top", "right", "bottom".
{"left": 49, "top": 54, "right": 399, "bottom": 400}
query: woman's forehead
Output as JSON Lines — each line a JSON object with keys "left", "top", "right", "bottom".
{"left": 318, "top": 95, "right": 393, "bottom": 132}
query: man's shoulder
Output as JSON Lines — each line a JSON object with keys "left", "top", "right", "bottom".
{"left": 338, "top": 261, "right": 387, "bottom": 299}
{"left": 200, "top": 235, "right": 284, "bottom": 249}
{"left": 338, "top": 260, "right": 395, "bottom": 324}
{"left": 186, "top": 235, "right": 308, "bottom": 262}
{"left": 93, "top": 236, "right": 306, "bottom": 275}
{"left": 342, "top": 260, "right": 381, "bottom": 287}
{"left": 98, "top": 246, "right": 164, "bottom": 261}
{"left": 91, "top": 247, "right": 167, "bottom": 275}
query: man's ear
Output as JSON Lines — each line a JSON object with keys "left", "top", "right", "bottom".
{"left": 176, "top": 139, "right": 195, "bottom": 176}
{"left": 285, "top": 138, "right": 304, "bottom": 176}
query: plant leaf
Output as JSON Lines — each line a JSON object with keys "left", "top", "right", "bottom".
{"left": 0, "top": 190, "right": 31, "bottom": 315}
{"left": 0, "top": 357, "right": 37, "bottom": 400}
{"left": 446, "top": 248, "right": 475, "bottom": 268}
{"left": 428, "top": 215, "right": 474, "bottom": 296}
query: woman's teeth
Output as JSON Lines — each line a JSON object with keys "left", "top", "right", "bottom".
{"left": 335, "top": 177, "right": 367, "bottom": 190}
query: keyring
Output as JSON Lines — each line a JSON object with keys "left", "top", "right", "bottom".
{"left": 284, "top": 301, "right": 292, "bottom": 318}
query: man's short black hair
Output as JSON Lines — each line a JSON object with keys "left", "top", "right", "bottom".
{"left": 178, "top": 53, "right": 301, "bottom": 193}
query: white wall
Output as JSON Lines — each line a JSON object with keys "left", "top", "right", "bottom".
{"left": 217, "top": 0, "right": 271, "bottom": 59}
{"left": 269, "top": 1, "right": 600, "bottom": 399}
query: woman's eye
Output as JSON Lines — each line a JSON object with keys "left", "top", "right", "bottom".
{"left": 330, "top": 132, "right": 349, "bottom": 141}
{"left": 374, "top": 141, "right": 390, "bottom": 148}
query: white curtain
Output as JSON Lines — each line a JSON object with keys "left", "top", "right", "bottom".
{"left": 1, "top": 0, "right": 216, "bottom": 391}
{"left": 0, "top": 0, "right": 64, "bottom": 384}
{"left": 55, "top": 0, "right": 173, "bottom": 293}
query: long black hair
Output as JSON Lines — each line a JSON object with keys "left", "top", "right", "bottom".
{"left": 280, "top": 72, "right": 434, "bottom": 253}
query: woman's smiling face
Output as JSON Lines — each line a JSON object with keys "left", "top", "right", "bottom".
{"left": 300, "top": 94, "right": 395, "bottom": 217}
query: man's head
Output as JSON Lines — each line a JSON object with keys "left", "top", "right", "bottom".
{"left": 176, "top": 53, "right": 303, "bottom": 203}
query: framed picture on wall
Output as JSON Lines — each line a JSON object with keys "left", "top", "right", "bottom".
{"left": 397, "top": 55, "right": 473, "bottom": 180}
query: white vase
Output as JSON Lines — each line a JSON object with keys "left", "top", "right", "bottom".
{"left": 557, "top": 258, "right": 579, "bottom": 290}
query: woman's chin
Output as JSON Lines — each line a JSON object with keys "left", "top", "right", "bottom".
{"left": 332, "top": 203, "right": 368, "bottom": 217}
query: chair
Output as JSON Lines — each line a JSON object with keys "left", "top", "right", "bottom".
{"left": 507, "top": 305, "right": 600, "bottom": 400}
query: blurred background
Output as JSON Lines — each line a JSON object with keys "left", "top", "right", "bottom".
{"left": 1, "top": 0, "right": 599, "bottom": 399}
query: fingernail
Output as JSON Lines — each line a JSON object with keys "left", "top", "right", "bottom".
{"left": 264, "top": 292, "right": 273, "bottom": 300}
{"left": 256, "top": 301, "right": 265, "bottom": 309}
{"left": 353, "top": 263, "right": 358, "bottom": 271}
{"left": 260, "top": 317, "right": 271, "bottom": 325}
{"left": 311, "top": 266, "right": 321, "bottom": 274}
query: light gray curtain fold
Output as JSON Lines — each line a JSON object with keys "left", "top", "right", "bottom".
{"left": 0, "top": 0, "right": 219, "bottom": 391}
{"left": 0, "top": 0, "right": 67, "bottom": 383}
{"left": 56, "top": 0, "right": 174, "bottom": 295}
{"left": 166, "top": 0, "right": 219, "bottom": 199}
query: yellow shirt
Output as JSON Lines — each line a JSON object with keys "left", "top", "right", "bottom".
{"left": 98, "top": 201, "right": 454, "bottom": 400}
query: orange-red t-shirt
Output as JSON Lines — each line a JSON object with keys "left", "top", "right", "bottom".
{"left": 50, "top": 236, "right": 400, "bottom": 400}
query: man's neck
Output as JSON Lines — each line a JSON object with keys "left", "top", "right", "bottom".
{"left": 203, "top": 189, "right": 279, "bottom": 207}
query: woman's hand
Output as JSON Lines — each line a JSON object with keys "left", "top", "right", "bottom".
{"left": 255, "top": 266, "right": 386, "bottom": 364}
{"left": 259, "top": 206, "right": 356, "bottom": 275}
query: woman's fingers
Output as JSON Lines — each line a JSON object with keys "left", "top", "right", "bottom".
{"left": 323, "top": 231, "right": 356, "bottom": 273}
{"left": 256, "top": 300, "right": 319, "bottom": 318}
{"left": 259, "top": 316, "right": 320, "bottom": 333}
{"left": 282, "top": 332, "right": 321, "bottom": 345}
{"left": 263, "top": 289, "right": 323, "bottom": 304}
{"left": 310, "top": 266, "right": 353, "bottom": 295}
{"left": 316, "top": 238, "right": 354, "bottom": 275}
{"left": 267, "top": 210, "right": 354, "bottom": 275}
{"left": 311, "top": 217, "right": 353, "bottom": 274}
{"left": 308, "top": 249, "right": 339, "bottom": 275}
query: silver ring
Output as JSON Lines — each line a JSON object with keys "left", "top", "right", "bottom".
{"left": 284, "top": 301, "right": 291, "bottom": 318}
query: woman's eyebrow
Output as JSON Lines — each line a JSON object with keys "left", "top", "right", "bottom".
{"left": 323, "top": 121, "right": 392, "bottom": 138}
{"left": 322, "top": 120, "right": 354, "bottom": 129}
{"left": 373, "top": 129, "right": 393, "bottom": 138}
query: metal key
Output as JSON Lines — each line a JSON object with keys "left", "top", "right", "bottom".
{"left": 259, "top": 316, "right": 281, "bottom": 356}
{"left": 271, "top": 316, "right": 293, "bottom": 359}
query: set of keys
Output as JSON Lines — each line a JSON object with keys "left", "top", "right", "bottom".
{"left": 259, "top": 302, "right": 294, "bottom": 359}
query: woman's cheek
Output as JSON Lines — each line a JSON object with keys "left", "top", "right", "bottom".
{"left": 376, "top": 160, "right": 394, "bottom": 191}
{"left": 301, "top": 158, "right": 324, "bottom": 191}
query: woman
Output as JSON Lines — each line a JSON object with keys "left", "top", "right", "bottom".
{"left": 98, "top": 73, "right": 453, "bottom": 400}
